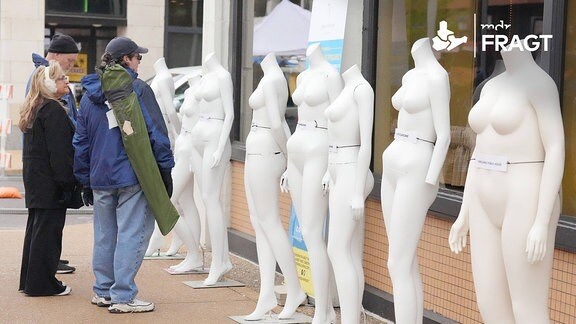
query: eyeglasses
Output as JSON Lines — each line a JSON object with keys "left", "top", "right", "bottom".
{"left": 133, "top": 54, "right": 142, "bottom": 61}
{"left": 56, "top": 75, "right": 69, "bottom": 82}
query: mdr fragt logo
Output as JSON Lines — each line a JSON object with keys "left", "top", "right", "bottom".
{"left": 431, "top": 15, "right": 553, "bottom": 57}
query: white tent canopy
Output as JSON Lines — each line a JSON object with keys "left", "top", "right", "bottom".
{"left": 253, "top": 0, "right": 311, "bottom": 56}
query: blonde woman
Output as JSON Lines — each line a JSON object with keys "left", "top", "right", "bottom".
{"left": 19, "top": 61, "right": 78, "bottom": 296}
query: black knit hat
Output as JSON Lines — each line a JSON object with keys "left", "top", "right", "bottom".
{"left": 48, "top": 34, "right": 79, "bottom": 54}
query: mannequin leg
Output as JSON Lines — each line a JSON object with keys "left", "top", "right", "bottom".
{"left": 245, "top": 177, "right": 279, "bottom": 320}
{"left": 165, "top": 231, "right": 183, "bottom": 256}
{"left": 327, "top": 173, "right": 364, "bottom": 324}
{"left": 298, "top": 162, "right": 332, "bottom": 324}
{"left": 200, "top": 142, "right": 232, "bottom": 285}
{"left": 145, "top": 223, "right": 165, "bottom": 256}
{"left": 384, "top": 176, "right": 436, "bottom": 324}
{"left": 469, "top": 208, "right": 515, "bottom": 324}
{"left": 501, "top": 192, "right": 559, "bottom": 323}
{"left": 246, "top": 155, "right": 306, "bottom": 320}
{"left": 169, "top": 158, "right": 202, "bottom": 272}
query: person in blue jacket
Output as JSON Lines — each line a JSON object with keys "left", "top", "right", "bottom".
{"left": 29, "top": 33, "right": 80, "bottom": 275}
{"left": 73, "top": 37, "right": 174, "bottom": 314}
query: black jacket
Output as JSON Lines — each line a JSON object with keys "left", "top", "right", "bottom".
{"left": 23, "top": 99, "right": 78, "bottom": 209}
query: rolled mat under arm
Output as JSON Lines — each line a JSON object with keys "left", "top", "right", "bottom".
{"left": 101, "top": 64, "right": 179, "bottom": 235}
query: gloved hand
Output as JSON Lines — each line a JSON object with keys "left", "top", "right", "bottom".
{"left": 160, "top": 170, "right": 173, "bottom": 197}
{"left": 82, "top": 187, "right": 94, "bottom": 206}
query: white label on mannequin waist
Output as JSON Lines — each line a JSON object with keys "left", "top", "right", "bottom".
{"left": 394, "top": 128, "right": 418, "bottom": 144}
{"left": 199, "top": 114, "right": 209, "bottom": 121}
{"left": 297, "top": 121, "right": 315, "bottom": 130}
{"left": 106, "top": 109, "right": 118, "bottom": 129}
{"left": 475, "top": 154, "right": 508, "bottom": 172}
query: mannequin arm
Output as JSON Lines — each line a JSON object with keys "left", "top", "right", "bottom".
{"left": 425, "top": 73, "right": 451, "bottom": 184}
{"left": 351, "top": 84, "right": 374, "bottom": 221}
{"left": 526, "top": 79, "right": 565, "bottom": 263}
{"left": 449, "top": 159, "right": 475, "bottom": 253}
{"left": 263, "top": 80, "right": 288, "bottom": 154}
{"left": 280, "top": 170, "right": 289, "bottom": 193}
{"left": 211, "top": 73, "right": 235, "bottom": 168}
{"left": 158, "top": 81, "right": 182, "bottom": 135}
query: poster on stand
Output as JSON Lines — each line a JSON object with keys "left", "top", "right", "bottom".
{"left": 307, "top": 0, "right": 349, "bottom": 71}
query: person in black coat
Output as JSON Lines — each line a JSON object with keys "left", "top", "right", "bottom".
{"left": 18, "top": 61, "right": 81, "bottom": 296}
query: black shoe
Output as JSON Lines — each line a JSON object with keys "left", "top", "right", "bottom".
{"left": 57, "top": 262, "right": 76, "bottom": 274}
{"left": 59, "top": 259, "right": 69, "bottom": 265}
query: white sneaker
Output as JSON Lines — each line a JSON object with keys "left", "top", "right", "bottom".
{"left": 108, "top": 299, "right": 155, "bottom": 313}
{"left": 91, "top": 295, "right": 111, "bottom": 307}
{"left": 55, "top": 286, "right": 71, "bottom": 296}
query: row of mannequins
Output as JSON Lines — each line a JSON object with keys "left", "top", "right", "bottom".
{"left": 144, "top": 36, "right": 564, "bottom": 324}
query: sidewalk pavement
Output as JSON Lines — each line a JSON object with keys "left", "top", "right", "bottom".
{"left": 0, "top": 176, "right": 388, "bottom": 323}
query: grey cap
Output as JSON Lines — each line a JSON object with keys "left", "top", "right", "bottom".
{"left": 105, "top": 36, "right": 148, "bottom": 59}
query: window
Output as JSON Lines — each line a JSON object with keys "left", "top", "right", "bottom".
{"left": 46, "top": 0, "right": 126, "bottom": 16}
{"left": 374, "top": 0, "right": 546, "bottom": 198}
{"left": 165, "top": 0, "right": 203, "bottom": 68}
{"left": 562, "top": 2, "right": 576, "bottom": 217}
{"left": 236, "top": 0, "right": 313, "bottom": 144}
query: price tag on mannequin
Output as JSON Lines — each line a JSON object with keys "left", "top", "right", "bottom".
{"left": 394, "top": 128, "right": 418, "bottom": 144}
{"left": 474, "top": 154, "right": 508, "bottom": 172}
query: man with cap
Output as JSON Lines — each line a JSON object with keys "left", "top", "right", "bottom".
{"left": 28, "top": 33, "right": 79, "bottom": 275}
{"left": 29, "top": 33, "right": 79, "bottom": 126}
{"left": 73, "top": 36, "right": 174, "bottom": 313}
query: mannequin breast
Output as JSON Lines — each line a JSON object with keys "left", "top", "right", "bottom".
{"left": 392, "top": 70, "right": 431, "bottom": 114}
{"left": 196, "top": 74, "right": 221, "bottom": 102}
{"left": 326, "top": 86, "right": 360, "bottom": 145}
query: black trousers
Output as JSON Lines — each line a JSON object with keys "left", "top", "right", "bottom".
{"left": 19, "top": 208, "right": 66, "bottom": 295}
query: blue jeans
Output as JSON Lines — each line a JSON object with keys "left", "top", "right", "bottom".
{"left": 92, "top": 184, "right": 155, "bottom": 303}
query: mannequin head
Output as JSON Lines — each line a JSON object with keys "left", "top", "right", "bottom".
{"left": 261, "top": 53, "right": 280, "bottom": 73}
{"left": 204, "top": 52, "right": 221, "bottom": 72}
{"left": 501, "top": 45, "right": 537, "bottom": 73}
{"left": 411, "top": 38, "right": 438, "bottom": 67}
{"left": 154, "top": 57, "right": 169, "bottom": 72}
{"left": 306, "top": 43, "right": 326, "bottom": 68}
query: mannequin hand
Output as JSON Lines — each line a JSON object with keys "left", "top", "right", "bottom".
{"left": 449, "top": 214, "right": 469, "bottom": 254}
{"left": 321, "top": 171, "right": 331, "bottom": 195}
{"left": 526, "top": 223, "right": 548, "bottom": 264}
{"left": 280, "top": 170, "right": 289, "bottom": 193}
{"left": 350, "top": 195, "right": 365, "bottom": 221}
{"left": 210, "top": 148, "right": 224, "bottom": 168}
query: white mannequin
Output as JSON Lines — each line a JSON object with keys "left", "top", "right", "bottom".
{"left": 281, "top": 43, "right": 343, "bottom": 324}
{"left": 322, "top": 64, "right": 374, "bottom": 324}
{"left": 166, "top": 75, "right": 204, "bottom": 272}
{"left": 189, "top": 53, "right": 234, "bottom": 285}
{"left": 145, "top": 57, "right": 183, "bottom": 257}
{"left": 449, "top": 46, "right": 564, "bottom": 323}
{"left": 381, "top": 37, "right": 450, "bottom": 324}
{"left": 150, "top": 57, "right": 181, "bottom": 145}
{"left": 244, "top": 53, "right": 306, "bottom": 321}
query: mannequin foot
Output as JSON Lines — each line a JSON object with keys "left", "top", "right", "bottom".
{"left": 144, "top": 248, "right": 161, "bottom": 257}
{"left": 203, "top": 261, "right": 233, "bottom": 286}
{"left": 278, "top": 290, "right": 306, "bottom": 319}
{"left": 311, "top": 308, "right": 336, "bottom": 324}
{"left": 244, "top": 297, "right": 277, "bottom": 321}
{"left": 165, "top": 236, "right": 183, "bottom": 256}
{"left": 172, "top": 254, "right": 203, "bottom": 272}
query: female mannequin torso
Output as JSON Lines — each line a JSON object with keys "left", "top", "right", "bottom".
{"left": 381, "top": 37, "right": 451, "bottom": 324}
{"left": 188, "top": 53, "right": 234, "bottom": 285}
{"left": 164, "top": 75, "right": 205, "bottom": 273}
{"left": 283, "top": 43, "right": 343, "bottom": 324}
{"left": 449, "top": 46, "right": 564, "bottom": 323}
{"left": 243, "top": 53, "right": 305, "bottom": 321}
{"left": 323, "top": 64, "right": 374, "bottom": 324}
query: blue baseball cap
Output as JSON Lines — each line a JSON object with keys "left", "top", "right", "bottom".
{"left": 105, "top": 36, "right": 148, "bottom": 59}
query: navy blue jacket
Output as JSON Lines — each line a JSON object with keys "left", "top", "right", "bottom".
{"left": 73, "top": 68, "right": 174, "bottom": 190}
{"left": 29, "top": 53, "right": 78, "bottom": 127}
